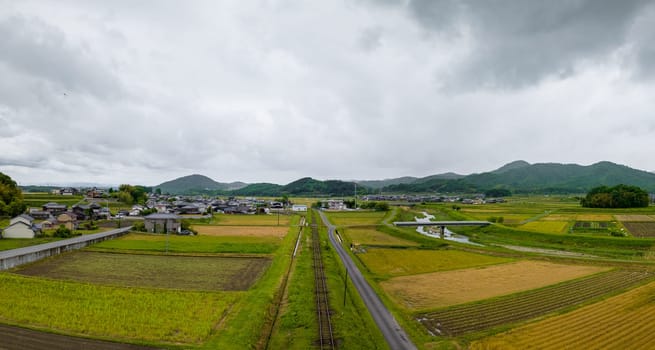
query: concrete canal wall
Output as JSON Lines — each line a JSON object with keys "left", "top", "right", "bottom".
{"left": 0, "top": 227, "right": 131, "bottom": 270}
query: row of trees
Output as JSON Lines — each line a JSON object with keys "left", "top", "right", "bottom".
{"left": 581, "top": 184, "right": 650, "bottom": 208}
{"left": 115, "top": 184, "right": 151, "bottom": 205}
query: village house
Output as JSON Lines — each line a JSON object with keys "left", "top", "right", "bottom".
{"left": 326, "top": 199, "right": 346, "bottom": 210}
{"left": 2, "top": 215, "right": 39, "bottom": 238}
{"left": 42, "top": 202, "right": 68, "bottom": 216}
{"left": 56, "top": 213, "right": 78, "bottom": 230}
{"left": 144, "top": 213, "right": 181, "bottom": 233}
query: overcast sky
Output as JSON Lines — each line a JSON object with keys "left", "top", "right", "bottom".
{"left": 2, "top": 0, "right": 655, "bottom": 186}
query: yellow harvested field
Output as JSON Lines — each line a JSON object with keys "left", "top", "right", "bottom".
{"left": 470, "top": 279, "right": 655, "bottom": 350}
{"left": 380, "top": 261, "right": 608, "bottom": 310}
{"left": 214, "top": 214, "right": 291, "bottom": 226}
{"left": 461, "top": 209, "right": 507, "bottom": 213}
{"left": 576, "top": 214, "right": 614, "bottom": 221}
{"left": 358, "top": 249, "right": 512, "bottom": 278}
{"left": 344, "top": 228, "right": 417, "bottom": 246}
{"left": 541, "top": 214, "right": 574, "bottom": 221}
{"left": 193, "top": 225, "right": 288, "bottom": 237}
{"left": 615, "top": 214, "right": 655, "bottom": 222}
{"left": 519, "top": 221, "right": 569, "bottom": 234}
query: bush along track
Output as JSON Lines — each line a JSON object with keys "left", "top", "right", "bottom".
{"left": 418, "top": 269, "right": 654, "bottom": 336}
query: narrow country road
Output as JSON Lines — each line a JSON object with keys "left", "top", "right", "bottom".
{"left": 318, "top": 211, "right": 417, "bottom": 350}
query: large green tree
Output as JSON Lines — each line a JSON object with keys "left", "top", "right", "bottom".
{"left": 581, "top": 184, "right": 649, "bottom": 208}
{"left": 0, "top": 172, "right": 26, "bottom": 216}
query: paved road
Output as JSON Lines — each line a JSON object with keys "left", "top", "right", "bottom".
{"left": 318, "top": 211, "right": 416, "bottom": 350}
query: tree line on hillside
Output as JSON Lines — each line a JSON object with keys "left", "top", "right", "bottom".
{"left": 581, "top": 184, "right": 650, "bottom": 208}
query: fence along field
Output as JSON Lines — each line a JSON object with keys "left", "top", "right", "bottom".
{"left": 470, "top": 280, "right": 655, "bottom": 349}
{"left": 381, "top": 261, "right": 609, "bottom": 310}
{"left": 418, "top": 269, "right": 653, "bottom": 336}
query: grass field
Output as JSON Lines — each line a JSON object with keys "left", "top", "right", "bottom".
{"left": 15, "top": 251, "right": 270, "bottom": 291}
{"left": 22, "top": 193, "right": 84, "bottom": 207}
{"left": 92, "top": 233, "right": 280, "bottom": 254}
{"left": 0, "top": 237, "right": 61, "bottom": 251}
{"left": 342, "top": 227, "right": 418, "bottom": 247}
{"left": 357, "top": 248, "right": 512, "bottom": 278}
{"left": 575, "top": 214, "right": 615, "bottom": 221}
{"left": 325, "top": 211, "right": 388, "bottom": 226}
{"left": 0, "top": 273, "right": 240, "bottom": 344}
{"left": 193, "top": 225, "right": 289, "bottom": 238}
{"left": 212, "top": 214, "right": 291, "bottom": 226}
{"left": 381, "top": 261, "right": 608, "bottom": 310}
{"left": 470, "top": 279, "right": 655, "bottom": 349}
{"left": 518, "top": 220, "right": 570, "bottom": 234}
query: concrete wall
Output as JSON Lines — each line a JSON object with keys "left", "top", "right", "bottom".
{"left": 0, "top": 227, "right": 131, "bottom": 271}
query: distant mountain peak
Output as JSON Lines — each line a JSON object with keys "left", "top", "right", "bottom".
{"left": 155, "top": 174, "right": 247, "bottom": 194}
{"left": 492, "top": 160, "right": 531, "bottom": 174}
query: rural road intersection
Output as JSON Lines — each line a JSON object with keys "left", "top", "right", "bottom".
{"left": 318, "top": 211, "right": 417, "bottom": 350}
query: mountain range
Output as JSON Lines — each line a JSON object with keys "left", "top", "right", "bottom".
{"left": 152, "top": 161, "right": 655, "bottom": 196}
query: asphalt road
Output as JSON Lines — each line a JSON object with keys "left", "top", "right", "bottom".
{"left": 318, "top": 211, "right": 417, "bottom": 350}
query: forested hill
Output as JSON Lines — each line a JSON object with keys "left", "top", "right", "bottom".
{"left": 155, "top": 174, "right": 247, "bottom": 195}
{"left": 382, "top": 161, "right": 655, "bottom": 194}
{"left": 231, "top": 177, "right": 363, "bottom": 197}
{"left": 153, "top": 161, "right": 655, "bottom": 196}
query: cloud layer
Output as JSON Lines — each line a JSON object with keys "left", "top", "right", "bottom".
{"left": 1, "top": 0, "right": 655, "bottom": 185}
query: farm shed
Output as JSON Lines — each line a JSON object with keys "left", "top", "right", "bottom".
{"left": 144, "top": 213, "right": 181, "bottom": 233}
{"left": 292, "top": 204, "right": 308, "bottom": 212}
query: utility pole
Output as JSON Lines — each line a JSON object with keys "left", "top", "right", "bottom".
{"left": 343, "top": 268, "right": 349, "bottom": 307}
{"left": 354, "top": 183, "right": 357, "bottom": 209}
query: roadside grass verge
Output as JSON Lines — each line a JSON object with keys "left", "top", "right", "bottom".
{"left": 318, "top": 225, "right": 389, "bottom": 349}
{"left": 266, "top": 225, "right": 317, "bottom": 349}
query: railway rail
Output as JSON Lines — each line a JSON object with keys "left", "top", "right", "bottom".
{"left": 311, "top": 212, "right": 335, "bottom": 349}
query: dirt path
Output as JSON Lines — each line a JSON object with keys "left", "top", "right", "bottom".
{"left": 0, "top": 324, "right": 158, "bottom": 350}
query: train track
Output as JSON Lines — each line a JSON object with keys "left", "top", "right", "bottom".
{"left": 311, "top": 212, "right": 335, "bottom": 349}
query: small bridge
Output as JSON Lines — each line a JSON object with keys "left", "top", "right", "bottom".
{"left": 393, "top": 221, "right": 490, "bottom": 238}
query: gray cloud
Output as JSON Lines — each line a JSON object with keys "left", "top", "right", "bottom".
{"left": 403, "top": 0, "right": 650, "bottom": 89}
{"left": 0, "top": 15, "right": 123, "bottom": 99}
{"left": 1, "top": 1, "right": 655, "bottom": 185}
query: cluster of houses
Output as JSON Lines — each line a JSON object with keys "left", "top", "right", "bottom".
{"left": 0, "top": 202, "right": 112, "bottom": 239}
{"left": 50, "top": 187, "right": 107, "bottom": 198}
{"left": 1, "top": 193, "right": 309, "bottom": 238}
{"left": 126, "top": 195, "right": 307, "bottom": 216}
{"left": 361, "top": 194, "right": 505, "bottom": 204}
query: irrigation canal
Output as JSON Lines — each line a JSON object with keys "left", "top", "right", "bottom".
{"left": 0, "top": 227, "right": 132, "bottom": 270}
